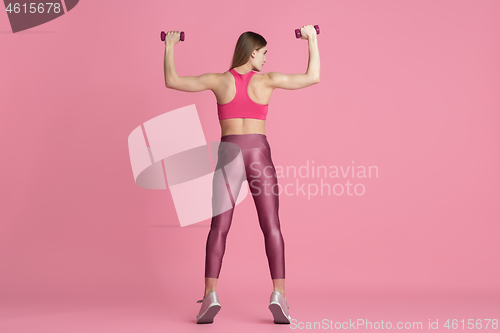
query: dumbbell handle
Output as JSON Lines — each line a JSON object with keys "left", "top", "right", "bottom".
{"left": 161, "top": 31, "right": 185, "bottom": 42}
{"left": 295, "top": 25, "right": 320, "bottom": 39}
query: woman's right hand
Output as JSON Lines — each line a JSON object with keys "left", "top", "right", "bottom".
{"left": 299, "top": 25, "right": 317, "bottom": 40}
{"left": 164, "top": 30, "right": 182, "bottom": 46}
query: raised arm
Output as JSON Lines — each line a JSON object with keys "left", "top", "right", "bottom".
{"left": 163, "top": 31, "right": 221, "bottom": 92}
{"left": 266, "top": 25, "right": 320, "bottom": 90}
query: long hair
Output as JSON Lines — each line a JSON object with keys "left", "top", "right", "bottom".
{"left": 230, "top": 31, "right": 267, "bottom": 70}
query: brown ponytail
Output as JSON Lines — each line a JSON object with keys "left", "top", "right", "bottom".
{"left": 230, "top": 31, "right": 267, "bottom": 70}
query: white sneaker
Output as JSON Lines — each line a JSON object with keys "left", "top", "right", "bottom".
{"left": 269, "top": 291, "right": 291, "bottom": 324}
{"left": 196, "top": 291, "right": 221, "bottom": 324}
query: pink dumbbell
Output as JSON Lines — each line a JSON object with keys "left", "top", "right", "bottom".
{"left": 295, "top": 25, "right": 320, "bottom": 39}
{"left": 161, "top": 31, "right": 185, "bottom": 42}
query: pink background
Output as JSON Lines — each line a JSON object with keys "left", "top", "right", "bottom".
{"left": 1, "top": 0, "right": 499, "bottom": 331}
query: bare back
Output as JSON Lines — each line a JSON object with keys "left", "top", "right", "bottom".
{"left": 213, "top": 71, "right": 274, "bottom": 136}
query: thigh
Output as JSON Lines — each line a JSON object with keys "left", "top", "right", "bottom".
{"left": 243, "top": 148, "right": 280, "bottom": 224}
{"left": 212, "top": 142, "right": 246, "bottom": 215}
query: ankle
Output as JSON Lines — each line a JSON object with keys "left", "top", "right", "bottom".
{"left": 204, "top": 290, "right": 216, "bottom": 297}
{"left": 274, "top": 289, "right": 285, "bottom": 297}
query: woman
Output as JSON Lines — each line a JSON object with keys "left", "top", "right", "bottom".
{"left": 163, "top": 25, "right": 320, "bottom": 324}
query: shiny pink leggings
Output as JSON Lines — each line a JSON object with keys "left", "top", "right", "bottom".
{"left": 205, "top": 134, "right": 285, "bottom": 279}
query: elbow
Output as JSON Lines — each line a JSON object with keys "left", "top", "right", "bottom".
{"left": 308, "top": 73, "right": 320, "bottom": 84}
{"left": 312, "top": 76, "right": 320, "bottom": 84}
{"left": 165, "top": 80, "right": 175, "bottom": 89}
{"left": 165, "top": 76, "right": 178, "bottom": 89}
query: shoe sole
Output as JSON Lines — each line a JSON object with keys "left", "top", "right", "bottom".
{"left": 196, "top": 304, "right": 221, "bottom": 324}
{"left": 269, "top": 302, "right": 290, "bottom": 324}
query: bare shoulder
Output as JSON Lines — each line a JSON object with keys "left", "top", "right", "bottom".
{"left": 205, "top": 72, "right": 226, "bottom": 83}
{"left": 255, "top": 71, "right": 274, "bottom": 86}
{"left": 216, "top": 71, "right": 236, "bottom": 87}
{"left": 219, "top": 70, "right": 232, "bottom": 79}
{"left": 262, "top": 71, "right": 285, "bottom": 88}
{"left": 196, "top": 72, "right": 225, "bottom": 90}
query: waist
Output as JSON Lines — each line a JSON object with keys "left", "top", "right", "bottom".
{"left": 219, "top": 118, "right": 266, "bottom": 137}
{"left": 220, "top": 133, "right": 270, "bottom": 150}
{"left": 221, "top": 133, "right": 267, "bottom": 139}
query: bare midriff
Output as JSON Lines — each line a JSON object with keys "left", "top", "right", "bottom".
{"left": 219, "top": 118, "right": 266, "bottom": 136}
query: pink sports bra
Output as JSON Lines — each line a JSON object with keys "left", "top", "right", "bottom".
{"left": 217, "top": 68, "right": 269, "bottom": 120}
